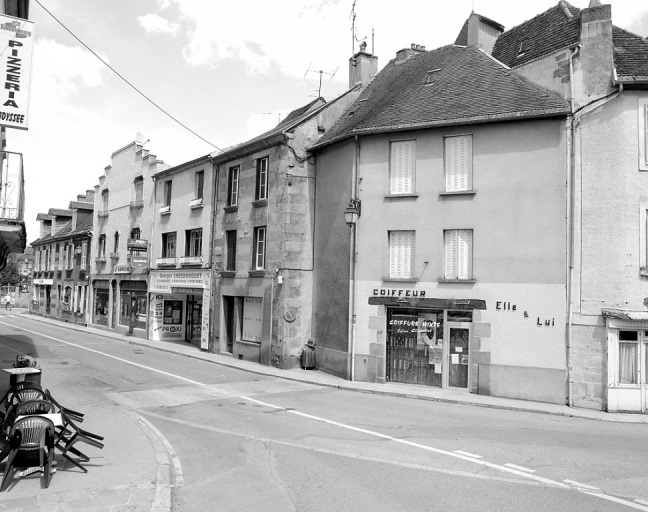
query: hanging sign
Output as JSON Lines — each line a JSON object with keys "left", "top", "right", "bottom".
{"left": 0, "top": 15, "right": 34, "bottom": 130}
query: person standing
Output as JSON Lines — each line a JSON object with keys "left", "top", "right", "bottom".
{"left": 4, "top": 293, "right": 12, "bottom": 310}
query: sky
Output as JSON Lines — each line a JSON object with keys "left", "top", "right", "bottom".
{"left": 6, "top": 0, "right": 648, "bottom": 243}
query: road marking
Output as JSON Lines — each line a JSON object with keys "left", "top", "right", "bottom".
{"left": 564, "top": 479, "right": 600, "bottom": 490}
{"left": 454, "top": 450, "right": 482, "bottom": 459}
{"left": 504, "top": 463, "right": 535, "bottom": 473}
{"left": 4, "top": 319, "right": 645, "bottom": 511}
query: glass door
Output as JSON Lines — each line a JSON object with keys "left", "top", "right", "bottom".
{"left": 447, "top": 323, "right": 470, "bottom": 388}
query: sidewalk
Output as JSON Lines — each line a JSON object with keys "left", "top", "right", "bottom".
{"left": 17, "top": 311, "right": 648, "bottom": 425}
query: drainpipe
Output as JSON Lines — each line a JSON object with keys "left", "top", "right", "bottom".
{"left": 566, "top": 44, "right": 580, "bottom": 407}
{"left": 349, "top": 135, "right": 360, "bottom": 381}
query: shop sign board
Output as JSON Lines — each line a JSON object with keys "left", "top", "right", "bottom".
{"left": 114, "top": 265, "right": 131, "bottom": 274}
{"left": 0, "top": 15, "right": 34, "bottom": 130}
{"left": 149, "top": 270, "right": 207, "bottom": 293}
{"left": 33, "top": 278, "right": 53, "bottom": 285}
{"left": 127, "top": 239, "right": 149, "bottom": 251}
{"left": 131, "top": 256, "right": 148, "bottom": 268}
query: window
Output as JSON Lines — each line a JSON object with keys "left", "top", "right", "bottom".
{"left": 130, "top": 227, "right": 140, "bottom": 240}
{"left": 444, "top": 135, "right": 473, "bottom": 192}
{"left": 390, "top": 140, "right": 416, "bottom": 195}
{"left": 640, "top": 99, "right": 648, "bottom": 171}
{"left": 619, "top": 331, "right": 638, "bottom": 384}
{"left": 134, "top": 176, "right": 144, "bottom": 203}
{"left": 389, "top": 231, "right": 415, "bottom": 279}
{"left": 81, "top": 241, "right": 88, "bottom": 270}
{"left": 66, "top": 244, "right": 72, "bottom": 269}
{"left": 162, "top": 232, "right": 176, "bottom": 258}
{"left": 195, "top": 171, "right": 204, "bottom": 200}
{"left": 62, "top": 244, "right": 68, "bottom": 270}
{"left": 55, "top": 244, "right": 60, "bottom": 270}
{"left": 226, "top": 230, "right": 237, "bottom": 271}
{"left": 163, "top": 180, "right": 172, "bottom": 207}
{"left": 253, "top": 226, "right": 266, "bottom": 270}
{"left": 98, "top": 234, "right": 106, "bottom": 257}
{"left": 444, "top": 229, "right": 473, "bottom": 280}
{"left": 114, "top": 232, "right": 120, "bottom": 253}
{"left": 227, "top": 166, "right": 239, "bottom": 206}
{"left": 518, "top": 39, "right": 530, "bottom": 56}
{"left": 101, "top": 189, "right": 109, "bottom": 211}
{"left": 185, "top": 228, "right": 202, "bottom": 257}
{"left": 255, "top": 157, "right": 269, "bottom": 201}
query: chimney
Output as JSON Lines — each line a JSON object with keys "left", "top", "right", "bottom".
{"left": 50, "top": 216, "right": 57, "bottom": 237}
{"left": 576, "top": 2, "right": 614, "bottom": 104}
{"left": 395, "top": 43, "right": 426, "bottom": 64}
{"left": 349, "top": 41, "right": 378, "bottom": 89}
{"left": 466, "top": 13, "right": 504, "bottom": 55}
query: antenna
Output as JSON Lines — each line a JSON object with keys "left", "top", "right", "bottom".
{"left": 304, "top": 65, "right": 338, "bottom": 97}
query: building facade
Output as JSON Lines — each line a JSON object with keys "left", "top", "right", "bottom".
{"left": 148, "top": 155, "right": 214, "bottom": 349}
{"left": 30, "top": 193, "right": 94, "bottom": 324}
{"left": 211, "top": 92, "right": 360, "bottom": 368}
{"left": 89, "top": 140, "right": 168, "bottom": 338}
{"left": 311, "top": 42, "right": 571, "bottom": 404}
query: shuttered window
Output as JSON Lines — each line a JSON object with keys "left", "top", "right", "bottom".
{"left": 444, "top": 229, "right": 473, "bottom": 280}
{"left": 389, "top": 231, "right": 415, "bottom": 279}
{"left": 444, "top": 135, "right": 473, "bottom": 192}
{"left": 390, "top": 140, "right": 416, "bottom": 194}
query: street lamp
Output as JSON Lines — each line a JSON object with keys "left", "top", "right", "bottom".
{"left": 344, "top": 199, "right": 361, "bottom": 227}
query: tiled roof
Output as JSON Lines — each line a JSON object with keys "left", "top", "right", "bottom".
{"left": 613, "top": 26, "right": 648, "bottom": 81}
{"left": 31, "top": 220, "right": 73, "bottom": 245}
{"left": 68, "top": 201, "right": 94, "bottom": 210}
{"left": 48, "top": 208, "right": 72, "bottom": 217}
{"left": 491, "top": 2, "right": 581, "bottom": 68}
{"left": 314, "top": 45, "right": 569, "bottom": 148}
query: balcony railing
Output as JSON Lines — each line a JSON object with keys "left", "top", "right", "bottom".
{"left": 0, "top": 151, "right": 24, "bottom": 221}
{"left": 179, "top": 256, "right": 203, "bottom": 266}
{"left": 156, "top": 257, "right": 177, "bottom": 266}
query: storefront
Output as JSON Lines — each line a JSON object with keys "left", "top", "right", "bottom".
{"left": 92, "top": 279, "right": 109, "bottom": 326}
{"left": 372, "top": 291, "right": 485, "bottom": 390}
{"left": 31, "top": 278, "right": 53, "bottom": 314}
{"left": 148, "top": 269, "right": 211, "bottom": 349}
{"left": 603, "top": 309, "right": 648, "bottom": 413}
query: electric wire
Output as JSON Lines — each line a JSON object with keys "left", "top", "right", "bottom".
{"left": 33, "top": 0, "right": 223, "bottom": 152}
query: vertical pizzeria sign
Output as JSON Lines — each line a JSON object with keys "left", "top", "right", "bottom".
{"left": 0, "top": 14, "right": 34, "bottom": 130}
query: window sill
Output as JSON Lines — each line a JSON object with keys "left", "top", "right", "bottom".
{"left": 129, "top": 201, "right": 144, "bottom": 210}
{"left": 438, "top": 278, "right": 477, "bottom": 283}
{"left": 159, "top": 206, "right": 171, "bottom": 215}
{"left": 224, "top": 205, "right": 238, "bottom": 213}
{"left": 248, "top": 270, "right": 267, "bottom": 277}
{"left": 189, "top": 198, "right": 204, "bottom": 209}
{"left": 384, "top": 194, "right": 418, "bottom": 200}
{"left": 252, "top": 198, "right": 268, "bottom": 208}
{"left": 219, "top": 270, "right": 237, "bottom": 278}
{"left": 382, "top": 277, "right": 418, "bottom": 282}
{"left": 439, "top": 190, "right": 476, "bottom": 197}
{"left": 640, "top": 267, "right": 648, "bottom": 277}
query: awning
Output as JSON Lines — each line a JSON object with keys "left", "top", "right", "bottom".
{"left": 601, "top": 308, "right": 648, "bottom": 321}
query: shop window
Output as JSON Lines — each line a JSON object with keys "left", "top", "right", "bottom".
{"left": 255, "top": 156, "right": 269, "bottom": 201}
{"left": 163, "top": 300, "right": 183, "bottom": 325}
{"left": 618, "top": 331, "right": 639, "bottom": 384}
{"left": 390, "top": 140, "right": 416, "bottom": 195}
{"left": 227, "top": 166, "right": 239, "bottom": 207}
{"left": 444, "top": 134, "right": 473, "bottom": 192}
{"left": 93, "top": 288, "right": 109, "bottom": 326}
{"left": 120, "top": 289, "right": 147, "bottom": 329}
{"left": 444, "top": 229, "right": 473, "bottom": 280}
{"left": 195, "top": 170, "right": 204, "bottom": 200}
{"left": 162, "top": 232, "right": 176, "bottom": 258}
{"left": 226, "top": 230, "right": 237, "bottom": 271}
{"left": 185, "top": 228, "right": 202, "bottom": 257}
{"left": 253, "top": 226, "right": 266, "bottom": 270}
{"left": 62, "top": 286, "right": 72, "bottom": 311}
{"left": 389, "top": 230, "right": 415, "bottom": 279}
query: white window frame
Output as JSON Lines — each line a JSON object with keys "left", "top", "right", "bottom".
{"left": 163, "top": 180, "right": 172, "bottom": 207}
{"left": 389, "top": 140, "right": 416, "bottom": 195}
{"left": 640, "top": 99, "right": 648, "bottom": 171}
{"left": 444, "top": 134, "right": 473, "bottom": 192}
{"left": 228, "top": 166, "right": 240, "bottom": 206}
{"left": 162, "top": 232, "right": 177, "bottom": 258}
{"left": 80, "top": 241, "right": 88, "bottom": 270}
{"left": 444, "top": 229, "right": 473, "bottom": 280}
{"left": 256, "top": 157, "right": 269, "bottom": 201}
{"left": 195, "top": 171, "right": 204, "bottom": 200}
{"left": 253, "top": 226, "right": 266, "bottom": 270}
{"left": 388, "top": 230, "right": 415, "bottom": 279}
{"left": 186, "top": 228, "right": 203, "bottom": 257}
{"left": 640, "top": 204, "right": 648, "bottom": 273}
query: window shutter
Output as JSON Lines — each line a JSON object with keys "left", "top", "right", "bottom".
{"left": 445, "top": 135, "right": 473, "bottom": 192}
{"left": 444, "top": 230, "right": 458, "bottom": 278}
{"left": 389, "top": 231, "right": 415, "bottom": 278}
{"left": 390, "top": 140, "right": 416, "bottom": 194}
{"left": 457, "top": 229, "right": 473, "bottom": 279}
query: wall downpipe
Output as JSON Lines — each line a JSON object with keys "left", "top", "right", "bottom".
{"left": 566, "top": 44, "right": 580, "bottom": 407}
{"left": 349, "top": 135, "right": 360, "bottom": 381}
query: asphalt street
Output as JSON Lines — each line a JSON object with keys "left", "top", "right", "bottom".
{"left": 0, "top": 311, "right": 647, "bottom": 511}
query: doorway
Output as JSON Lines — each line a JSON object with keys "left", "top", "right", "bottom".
{"left": 613, "top": 330, "right": 648, "bottom": 413}
{"left": 448, "top": 323, "right": 471, "bottom": 389}
{"left": 186, "top": 296, "right": 202, "bottom": 343}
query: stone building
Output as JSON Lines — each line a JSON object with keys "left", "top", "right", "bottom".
{"left": 88, "top": 139, "right": 168, "bottom": 338}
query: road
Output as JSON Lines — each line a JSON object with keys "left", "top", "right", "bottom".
{"left": 0, "top": 311, "right": 647, "bottom": 511}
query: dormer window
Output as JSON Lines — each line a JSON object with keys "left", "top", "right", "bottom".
{"left": 424, "top": 69, "right": 441, "bottom": 85}
{"left": 518, "top": 39, "right": 530, "bottom": 56}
